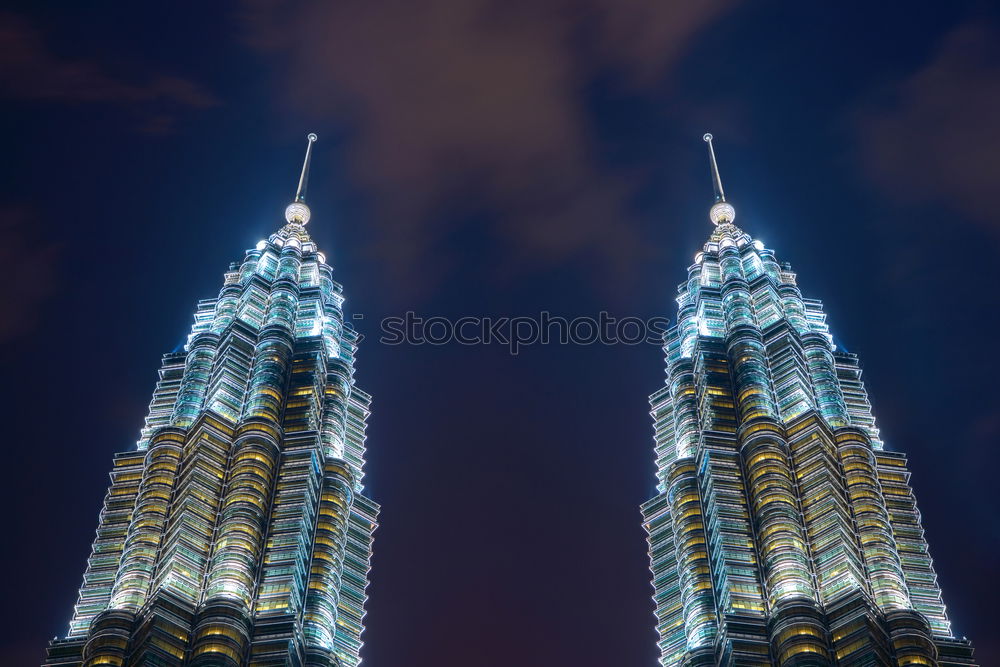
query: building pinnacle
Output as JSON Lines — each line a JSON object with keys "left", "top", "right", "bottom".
{"left": 703, "top": 132, "right": 735, "bottom": 226}
{"left": 285, "top": 132, "right": 318, "bottom": 225}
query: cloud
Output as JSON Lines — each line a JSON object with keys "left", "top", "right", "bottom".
{"left": 0, "top": 12, "right": 217, "bottom": 129}
{"left": 857, "top": 22, "right": 1000, "bottom": 229}
{"left": 0, "top": 205, "right": 59, "bottom": 344}
{"left": 240, "top": 0, "right": 737, "bottom": 299}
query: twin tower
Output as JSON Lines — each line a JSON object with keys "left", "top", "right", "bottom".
{"left": 46, "top": 135, "right": 974, "bottom": 666}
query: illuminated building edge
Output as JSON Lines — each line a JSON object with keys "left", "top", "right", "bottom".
{"left": 642, "top": 138, "right": 975, "bottom": 666}
{"left": 46, "top": 137, "right": 379, "bottom": 667}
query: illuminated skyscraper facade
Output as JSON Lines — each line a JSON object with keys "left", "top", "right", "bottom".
{"left": 46, "top": 135, "right": 378, "bottom": 667}
{"left": 641, "top": 135, "right": 975, "bottom": 666}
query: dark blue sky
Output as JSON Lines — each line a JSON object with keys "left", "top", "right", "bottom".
{"left": 2, "top": 1, "right": 998, "bottom": 665}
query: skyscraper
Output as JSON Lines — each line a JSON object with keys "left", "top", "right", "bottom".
{"left": 46, "top": 135, "right": 378, "bottom": 667}
{"left": 641, "top": 135, "right": 975, "bottom": 667}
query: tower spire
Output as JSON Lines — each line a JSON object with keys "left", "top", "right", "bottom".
{"left": 703, "top": 133, "right": 735, "bottom": 226}
{"left": 703, "top": 132, "right": 725, "bottom": 202}
{"left": 285, "top": 132, "right": 318, "bottom": 225}
{"left": 296, "top": 132, "right": 318, "bottom": 202}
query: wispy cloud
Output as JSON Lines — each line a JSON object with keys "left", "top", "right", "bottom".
{"left": 240, "top": 0, "right": 738, "bottom": 299}
{"left": 0, "top": 205, "right": 59, "bottom": 344}
{"left": 0, "top": 13, "right": 218, "bottom": 130}
{"left": 857, "top": 21, "right": 1000, "bottom": 230}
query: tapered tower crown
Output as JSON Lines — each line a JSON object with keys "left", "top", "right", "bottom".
{"left": 47, "top": 134, "right": 380, "bottom": 667}
{"left": 640, "top": 135, "right": 974, "bottom": 667}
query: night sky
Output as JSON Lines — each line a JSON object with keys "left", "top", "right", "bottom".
{"left": 2, "top": 2, "right": 999, "bottom": 665}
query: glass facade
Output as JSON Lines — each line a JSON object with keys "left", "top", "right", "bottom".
{"left": 46, "top": 136, "right": 378, "bottom": 667}
{"left": 641, "top": 136, "right": 975, "bottom": 666}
